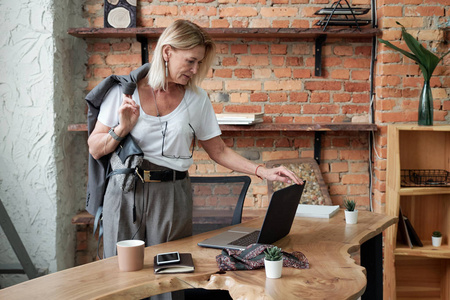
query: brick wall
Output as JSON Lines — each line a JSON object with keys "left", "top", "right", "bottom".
{"left": 80, "top": 0, "right": 449, "bottom": 216}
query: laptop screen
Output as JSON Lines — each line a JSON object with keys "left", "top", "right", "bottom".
{"left": 197, "top": 183, "right": 305, "bottom": 250}
{"left": 257, "top": 183, "right": 305, "bottom": 244}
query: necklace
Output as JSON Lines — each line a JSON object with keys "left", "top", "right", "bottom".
{"left": 150, "top": 87, "right": 165, "bottom": 136}
{"left": 150, "top": 87, "right": 161, "bottom": 117}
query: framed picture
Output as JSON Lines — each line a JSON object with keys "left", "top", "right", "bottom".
{"left": 104, "top": 0, "right": 137, "bottom": 28}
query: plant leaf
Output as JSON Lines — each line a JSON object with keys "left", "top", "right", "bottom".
{"left": 378, "top": 38, "right": 419, "bottom": 63}
{"left": 379, "top": 22, "right": 448, "bottom": 80}
{"left": 397, "top": 22, "right": 441, "bottom": 80}
{"left": 399, "top": 30, "right": 430, "bottom": 78}
{"left": 436, "top": 49, "right": 450, "bottom": 70}
{"left": 399, "top": 23, "right": 428, "bottom": 61}
{"left": 438, "top": 50, "right": 450, "bottom": 62}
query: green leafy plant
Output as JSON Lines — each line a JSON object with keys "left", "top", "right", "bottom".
{"left": 264, "top": 246, "right": 283, "bottom": 261}
{"left": 378, "top": 22, "right": 450, "bottom": 82}
{"left": 432, "top": 231, "right": 442, "bottom": 238}
{"left": 343, "top": 199, "right": 356, "bottom": 212}
{"left": 378, "top": 22, "right": 450, "bottom": 126}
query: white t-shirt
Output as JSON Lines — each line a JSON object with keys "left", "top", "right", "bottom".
{"left": 98, "top": 84, "right": 221, "bottom": 171}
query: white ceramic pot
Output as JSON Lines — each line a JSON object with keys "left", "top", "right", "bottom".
{"left": 345, "top": 210, "right": 358, "bottom": 224}
{"left": 432, "top": 236, "right": 442, "bottom": 247}
{"left": 264, "top": 259, "right": 283, "bottom": 279}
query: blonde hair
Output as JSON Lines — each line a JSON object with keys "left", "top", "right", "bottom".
{"left": 148, "top": 19, "right": 216, "bottom": 92}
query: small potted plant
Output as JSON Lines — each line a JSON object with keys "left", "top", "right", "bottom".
{"left": 432, "top": 231, "right": 442, "bottom": 247}
{"left": 264, "top": 246, "right": 283, "bottom": 279}
{"left": 344, "top": 199, "right": 358, "bottom": 224}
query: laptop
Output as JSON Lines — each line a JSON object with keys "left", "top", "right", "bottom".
{"left": 197, "top": 183, "right": 305, "bottom": 250}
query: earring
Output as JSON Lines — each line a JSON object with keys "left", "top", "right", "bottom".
{"left": 165, "top": 61, "right": 168, "bottom": 78}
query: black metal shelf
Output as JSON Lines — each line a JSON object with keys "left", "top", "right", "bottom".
{"left": 314, "top": 0, "right": 371, "bottom": 32}
{"left": 315, "top": 7, "right": 370, "bottom": 15}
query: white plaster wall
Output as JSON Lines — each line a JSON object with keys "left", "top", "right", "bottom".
{"left": 0, "top": 0, "right": 87, "bottom": 288}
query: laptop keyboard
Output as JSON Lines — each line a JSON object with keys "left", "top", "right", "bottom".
{"left": 228, "top": 230, "right": 261, "bottom": 246}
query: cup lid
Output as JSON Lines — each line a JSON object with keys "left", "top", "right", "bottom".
{"left": 116, "top": 240, "right": 145, "bottom": 247}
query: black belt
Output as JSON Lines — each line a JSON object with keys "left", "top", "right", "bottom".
{"left": 136, "top": 169, "right": 187, "bottom": 183}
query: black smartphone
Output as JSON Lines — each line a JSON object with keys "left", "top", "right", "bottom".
{"left": 156, "top": 251, "right": 181, "bottom": 265}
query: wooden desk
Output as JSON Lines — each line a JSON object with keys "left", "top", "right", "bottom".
{"left": 0, "top": 210, "right": 395, "bottom": 300}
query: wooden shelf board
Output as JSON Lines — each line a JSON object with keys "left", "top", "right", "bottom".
{"left": 71, "top": 210, "right": 94, "bottom": 225}
{"left": 395, "top": 124, "right": 450, "bottom": 132}
{"left": 68, "top": 123, "right": 377, "bottom": 132}
{"left": 395, "top": 243, "right": 450, "bottom": 259}
{"left": 220, "top": 122, "right": 377, "bottom": 132}
{"left": 68, "top": 123, "right": 88, "bottom": 132}
{"left": 399, "top": 187, "right": 450, "bottom": 196}
{"left": 68, "top": 27, "right": 380, "bottom": 39}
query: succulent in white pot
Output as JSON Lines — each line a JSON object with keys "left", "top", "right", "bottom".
{"left": 432, "top": 231, "right": 442, "bottom": 247}
{"left": 264, "top": 246, "right": 283, "bottom": 279}
{"left": 344, "top": 199, "right": 358, "bottom": 224}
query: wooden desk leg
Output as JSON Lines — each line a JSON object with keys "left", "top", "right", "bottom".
{"left": 361, "top": 233, "right": 382, "bottom": 300}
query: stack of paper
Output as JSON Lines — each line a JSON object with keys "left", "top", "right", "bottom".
{"left": 295, "top": 204, "right": 340, "bottom": 219}
{"left": 216, "top": 113, "right": 264, "bottom": 125}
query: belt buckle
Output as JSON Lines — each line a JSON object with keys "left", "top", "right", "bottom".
{"left": 143, "top": 170, "right": 162, "bottom": 183}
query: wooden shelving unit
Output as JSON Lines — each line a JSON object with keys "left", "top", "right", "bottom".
{"left": 384, "top": 124, "right": 450, "bottom": 300}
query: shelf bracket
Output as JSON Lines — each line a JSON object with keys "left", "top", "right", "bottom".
{"left": 314, "top": 35, "right": 327, "bottom": 77}
{"left": 137, "top": 35, "right": 149, "bottom": 65}
{"left": 314, "top": 131, "right": 324, "bottom": 165}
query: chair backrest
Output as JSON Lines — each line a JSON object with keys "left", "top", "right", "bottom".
{"left": 190, "top": 175, "right": 251, "bottom": 235}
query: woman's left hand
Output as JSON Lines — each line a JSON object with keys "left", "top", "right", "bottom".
{"left": 258, "top": 165, "right": 304, "bottom": 185}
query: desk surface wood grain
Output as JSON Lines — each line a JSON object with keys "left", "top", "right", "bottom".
{"left": 0, "top": 210, "right": 395, "bottom": 300}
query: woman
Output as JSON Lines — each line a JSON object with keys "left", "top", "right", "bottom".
{"left": 88, "top": 19, "right": 303, "bottom": 258}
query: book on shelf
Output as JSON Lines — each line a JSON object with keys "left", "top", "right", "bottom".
{"left": 295, "top": 204, "right": 340, "bottom": 219}
{"left": 404, "top": 214, "right": 423, "bottom": 247}
{"left": 216, "top": 113, "right": 264, "bottom": 125}
{"left": 397, "top": 207, "right": 423, "bottom": 248}
{"left": 397, "top": 208, "right": 412, "bottom": 248}
{"left": 153, "top": 253, "right": 195, "bottom": 274}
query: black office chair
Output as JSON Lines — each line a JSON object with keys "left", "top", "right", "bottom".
{"left": 190, "top": 175, "right": 251, "bottom": 235}
{"left": 185, "top": 175, "right": 251, "bottom": 300}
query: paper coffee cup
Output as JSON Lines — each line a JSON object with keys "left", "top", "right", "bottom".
{"left": 116, "top": 240, "right": 145, "bottom": 272}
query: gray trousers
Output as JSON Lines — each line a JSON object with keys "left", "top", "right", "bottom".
{"left": 102, "top": 161, "right": 191, "bottom": 300}
{"left": 103, "top": 161, "right": 193, "bottom": 257}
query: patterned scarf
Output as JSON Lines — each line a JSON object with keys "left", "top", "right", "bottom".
{"left": 216, "top": 244, "right": 309, "bottom": 271}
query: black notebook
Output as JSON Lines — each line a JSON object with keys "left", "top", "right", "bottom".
{"left": 397, "top": 208, "right": 423, "bottom": 248}
{"left": 397, "top": 208, "right": 412, "bottom": 248}
{"left": 404, "top": 214, "right": 423, "bottom": 247}
{"left": 153, "top": 253, "right": 195, "bottom": 274}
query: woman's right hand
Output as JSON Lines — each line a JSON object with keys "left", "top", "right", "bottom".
{"left": 117, "top": 94, "right": 140, "bottom": 133}
{"left": 88, "top": 94, "right": 140, "bottom": 160}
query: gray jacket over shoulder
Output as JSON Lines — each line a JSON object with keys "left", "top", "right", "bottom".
{"left": 85, "top": 63, "right": 150, "bottom": 216}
